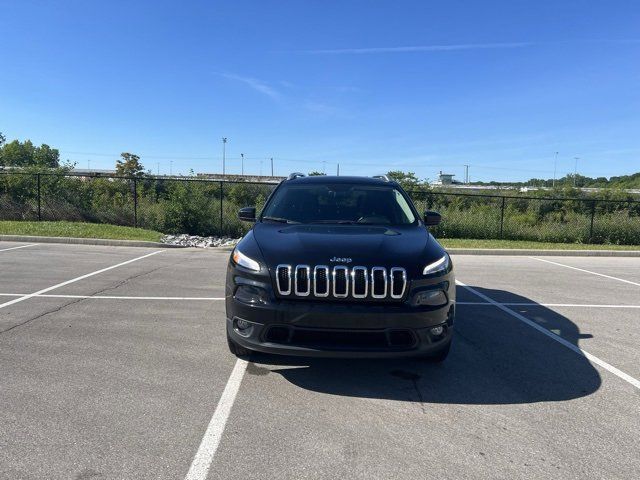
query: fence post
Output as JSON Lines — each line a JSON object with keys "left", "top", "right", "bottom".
{"left": 36, "top": 173, "right": 42, "bottom": 221}
{"left": 219, "top": 182, "right": 224, "bottom": 235}
{"left": 133, "top": 177, "right": 138, "bottom": 228}
{"left": 499, "top": 196, "right": 506, "bottom": 239}
{"left": 588, "top": 199, "right": 596, "bottom": 243}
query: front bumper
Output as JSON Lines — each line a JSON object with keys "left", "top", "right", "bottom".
{"left": 226, "top": 292, "right": 455, "bottom": 358}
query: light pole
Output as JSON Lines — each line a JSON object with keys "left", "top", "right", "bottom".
{"left": 553, "top": 152, "right": 558, "bottom": 187}
{"left": 464, "top": 164, "right": 469, "bottom": 184}
{"left": 574, "top": 157, "right": 579, "bottom": 187}
{"left": 222, "top": 137, "right": 227, "bottom": 176}
{"left": 270, "top": 157, "right": 274, "bottom": 176}
{"left": 240, "top": 153, "right": 244, "bottom": 176}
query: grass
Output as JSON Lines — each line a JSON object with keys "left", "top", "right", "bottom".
{"left": 1, "top": 220, "right": 638, "bottom": 250}
{"left": 439, "top": 238, "right": 640, "bottom": 250}
{"left": 0, "top": 221, "right": 163, "bottom": 242}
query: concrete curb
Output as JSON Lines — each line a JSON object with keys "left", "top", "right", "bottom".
{"left": 447, "top": 248, "right": 640, "bottom": 257}
{"left": 0, "top": 235, "right": 185, "bottom": 248}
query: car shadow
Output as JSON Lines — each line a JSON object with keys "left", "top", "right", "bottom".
{"left": 247, "top": 287, "right": 602, "bottom": 405}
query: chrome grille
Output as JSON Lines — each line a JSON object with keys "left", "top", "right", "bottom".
{"left": 275, "top": 265, "right": 407, "bottom": 300}
{"left": 313, "top": 265, "right": 329, "bottom": 297}
{"left": 294, "top": 265, "right": 311, "bottom": 296}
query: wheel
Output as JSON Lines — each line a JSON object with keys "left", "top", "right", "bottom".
{"left": 423, "top": 339, "right": 451, "bottom": 363}
{"left": 227, "top": 333, "right": 252, "bottom": 357}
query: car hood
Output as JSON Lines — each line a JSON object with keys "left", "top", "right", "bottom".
{"left": 252, "top": 223, "right": 444, "bottom": 277}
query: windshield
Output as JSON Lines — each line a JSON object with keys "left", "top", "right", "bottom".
{"left": 261, "top": 183, "right": 417, "bottom": 225}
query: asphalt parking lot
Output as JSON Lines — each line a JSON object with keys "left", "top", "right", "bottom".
{"left": 1, "top": 241, "right": 639, "bottom": 480}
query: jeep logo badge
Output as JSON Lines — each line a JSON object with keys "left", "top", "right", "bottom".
{"left": 330, "top": 257, "right": 352, "bottom": 263}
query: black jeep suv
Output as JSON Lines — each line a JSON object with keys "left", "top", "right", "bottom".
{"left": 225, "top": 173, "right": 455, "bottom": 360}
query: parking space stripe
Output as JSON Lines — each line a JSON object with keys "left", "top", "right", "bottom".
{"left": 184, "top": 358, "right": 249, "bottom": 480}
{"left": 0, "top": 250, "right": 164, "bottom": 311}
{"left": 458, "top": 302, "right": 640, "bottom": 308}
{"left": 457, "top": 280, "right": 640, "bottom": 390}
{"left": 529, "top": 257, "right": 640, "bottom": 287}
{"left": 0, "top": 243, "right": 37, "bottom": 252}
{"left": 0, "top": 293, "right": 224, "bottom": 300}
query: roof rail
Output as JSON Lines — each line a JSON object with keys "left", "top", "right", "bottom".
{"left": 287, "top": 172, "right": 306, "bottom": 180}
{"left": 372, "top": 174, "right": 390, "bottom": 182}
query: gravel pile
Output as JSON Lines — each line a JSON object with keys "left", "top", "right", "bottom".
{"left": 161, "top": 234, "right": 240, "bottom": 248}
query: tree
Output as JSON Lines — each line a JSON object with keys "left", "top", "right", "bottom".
{"left": 0, "top": 138, "right": 60, "bottom": 168}
{"left": 308, "top": 171, "right": 326, "bottom": 176}
{"left": 116, "top": 152, "right": 144, "bottom": 177}
{"left": 387, "top": 170, "right": 422, "bottom": 191}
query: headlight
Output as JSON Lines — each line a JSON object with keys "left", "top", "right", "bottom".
{"left": 423, "top": 254, "right": 449, "bottom": 275}
{"left": 232, "top": 248, "right": 261, "bottom": 271}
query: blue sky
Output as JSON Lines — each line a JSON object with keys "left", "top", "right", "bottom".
{"left": 1, "top": 0, "right": 639, "bottom": 181}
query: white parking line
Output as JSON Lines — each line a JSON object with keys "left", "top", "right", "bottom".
{"left": 0, "top": 243, "right": 37, "bottom": 252}
{"left": 457, "top": 280, "right": 640, "bottom": 390}
{"left": 0, "top": 293, "right": 224, "bottom": 300}
{"left": 530, "top": 257, "right": 640, "bottom": 287}
{"left": 458, "top": 302, "right": 640, "bottom": 308}
{"left": 0, "top": 250, "right": 164, "bottom": 310}
{"left": 185, "top": 358, "right": 248, "bottom": 480}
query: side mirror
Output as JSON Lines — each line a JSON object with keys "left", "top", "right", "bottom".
{"left": 238, "top": 207, "right": 256, "bottom": 222}
{"left": 423, "top": 211, "right": 442, "bottom": 226}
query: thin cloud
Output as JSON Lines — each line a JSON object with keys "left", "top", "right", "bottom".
{"left": 303, "top": 101, "right": 344, "bottom": 116}
{"left": 302, "top": 42, "right": 534, "bottom": 55}
{"left": 219, "top": 73, "right": 281, "bottom": 99}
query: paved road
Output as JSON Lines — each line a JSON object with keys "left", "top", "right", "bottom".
{"left": 0, "top": 241, "right": 638, "bottom": 479}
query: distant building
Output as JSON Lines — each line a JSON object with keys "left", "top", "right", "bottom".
{"left": 431, "top": 171, "right": 456, "bottom": 186}
{"left": 71, "top": 168, "right": 117, "bottom": 175}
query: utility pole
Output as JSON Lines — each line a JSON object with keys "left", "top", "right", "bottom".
{"left": 337, "top": 163, "right": 340, "bottom": 176}
{"left": 464, "top": 164, "right": 469, "bottom": 184}
{"left": 553, "top": 152, "right": 558, "bottom": 187}
{"left": 240, "top": 153, "right": 244, "bottom": 176}
{"left": 270, "top": 157, "right": 274, "bottom": 176}
{"left": 574, "top": 157, "right": 579, "bottom": 187}
{"left": 221, "top": 137, "right": 227, "bottom": 176}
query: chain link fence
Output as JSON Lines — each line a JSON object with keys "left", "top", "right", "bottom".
{"left": 1, "top": 171, "right": 639, "bottom": 244}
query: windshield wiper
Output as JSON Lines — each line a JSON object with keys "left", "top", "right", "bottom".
{"left": 310, "top": 220, "right": 357, "bottom": 224}
{"left": 262, "top": 216, "right": 300, "bottom": 224}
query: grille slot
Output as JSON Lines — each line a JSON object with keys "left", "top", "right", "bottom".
{"left": 294, "top": 265, "right": 311, "bottom": 296}
{"left": 351, "top": 266, "right": 368, "bottom": 298}
{"left": 313, "top": 265, "right": 329, "bottom": 297}
{"left": 276, "top": 264, "right": 291, "bottom": 295}
{"left": 371, "top": 267, "right": 387, "bottom": 298}
{"left": 390, "top": 267, "right": 407, "bottom": 298}
{"left": 333, "top": 266, "right": 349, "bottom": 298}
{"left": 274, "top": 265, "right": 407, "bottom": 300}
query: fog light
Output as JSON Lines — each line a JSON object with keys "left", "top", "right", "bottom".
{"left": 430, "top": 326, "right": 444, "bottom": 336}
{"left": 236, "top": 318, "right": 251, "bottom": 330}
{"left": 412, "top": 289, "right": 447, "bottom": 307}
{"left": 234, "top": 318, "right": 254, "bottom": 337}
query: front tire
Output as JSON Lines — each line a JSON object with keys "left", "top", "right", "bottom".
{"left": 227, "top": 333, "right": 252, "bottom": 357}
